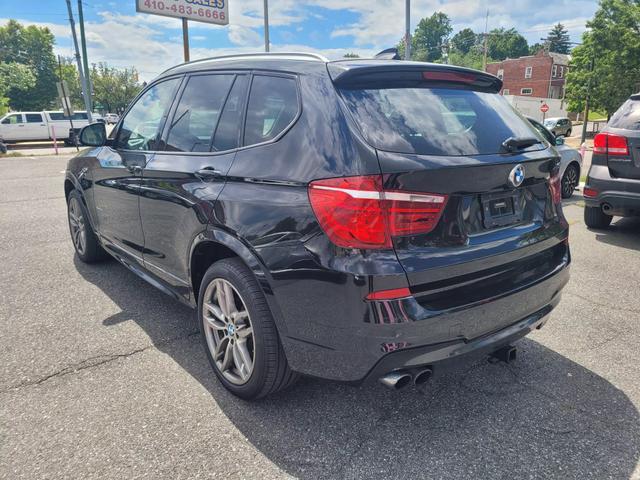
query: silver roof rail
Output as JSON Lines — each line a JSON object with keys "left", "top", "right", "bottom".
{"left": 162, "top": 52, "right": 329, "bottom": 75}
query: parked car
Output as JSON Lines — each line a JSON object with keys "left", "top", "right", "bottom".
{"left": 527, "top": 117, "right": 582, "bottom": 198}
{"left": 65, "top": 54, "right": 570, "bottom": 399}
{"left": 583, "top": 92, "right": 640, "bottom": 228}
{"left": 543, "top": 117, "right": 573, "bottom": 137}
{"left": 104, "top": 113, "right": 119, "bottom": 124}
{"left": 0, "top": 111, "right": 98, "bottom": 145}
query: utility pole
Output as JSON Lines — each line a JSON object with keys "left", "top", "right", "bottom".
{"left": 580, "top": 56, "right": 595, "bottom": 145}
{"left": 77, "top": 0, "right": 92, "bottom": 112}
{"left": 482, "top": 10, "right": 489, "bottom": 71}
{"left": 404, "top": 0, "right": 411, "bottom": 60}
{"left": 65, "top": 0, "right": 92, "bottom": 123}
{"left": 263, "top": 0, "right": 270, "bottom": 52}
{"left": 182, "top": 18, "right": 190, "bottom": 62}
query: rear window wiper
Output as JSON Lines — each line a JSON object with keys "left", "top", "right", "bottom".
{"left": 501, "top": 136, "right": 541, "bottom": 153}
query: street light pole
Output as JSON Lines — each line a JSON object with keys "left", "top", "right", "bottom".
{"left": 404, "top": 0, "right": 411, "bottom": 60}
{"left": 65, "top": 0, "right": 92, "bottom": 123}
{"left": 77, "top": 0, "right": 92, "bottom": 112}
{"left": 263, "top": 0, "right": 270, "bottom": 52}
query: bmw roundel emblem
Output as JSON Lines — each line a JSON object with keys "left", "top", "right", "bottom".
{"left": 509, "top": 164, "right": 525, "bottom": 187}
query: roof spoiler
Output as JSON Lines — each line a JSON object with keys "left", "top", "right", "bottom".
{"left": 328, "top": 62, "right": 502, "bottom": 93}
{"left": 374, "top": 48, "right": 401, "bottom": 60}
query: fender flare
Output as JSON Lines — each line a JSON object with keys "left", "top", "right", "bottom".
{"left": 189, "top": 227, "right": 289, "bottom": 337}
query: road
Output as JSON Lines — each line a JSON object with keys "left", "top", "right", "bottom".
{"left": 1, "top": 154, "right": 639, "bottom": 479}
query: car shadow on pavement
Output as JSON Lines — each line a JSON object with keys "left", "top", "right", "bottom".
{"left": 592, "top": 216, "right": 640, "bottom": 252}
{"left": 75, "top": 257, "right": 640, "bottom": 480}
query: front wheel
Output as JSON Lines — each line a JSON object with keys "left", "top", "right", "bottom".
{"left": 584, "top": 205, "right": 612, "bottom": 229}
{"left": 561, "top": 164, "right": 579, "bottom": 198}
{"left": 566, "top": 129, "right": 572, "bottom": 137}
{"left": 198, "top": 258, "right": 298, "bottom": 399}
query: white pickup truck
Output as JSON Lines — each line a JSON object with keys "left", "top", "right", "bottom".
{"left": 0, "top": 111, "right": 102, "bottom": 145}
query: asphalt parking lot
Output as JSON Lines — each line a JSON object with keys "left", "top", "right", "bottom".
{"left": 1, "top": 154, "right": 639, "bottom": 480}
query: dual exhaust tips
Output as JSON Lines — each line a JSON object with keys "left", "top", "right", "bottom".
{"left": 379, "top": 368, "right": 433, "bottom": 390}
{"left": 379, "top": 345, "right": 518, "bottom": 390}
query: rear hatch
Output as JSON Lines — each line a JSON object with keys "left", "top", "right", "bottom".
{"left": 330, "top": 62, "right": 568, "bottom": 321}
{"left": 601, "top": 95, "right": 640, "bottom": 179}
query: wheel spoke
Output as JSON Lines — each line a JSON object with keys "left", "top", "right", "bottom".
{"left": 233, "top": 340, "right": 254, "bottom": 380}
{"left": 215, "top": 281, "right": 229, "bottom": 317}
{"left": 236, "top": 324, "right": 253, "bottom": 339}
{"left": 204, "top": 302, "right": 226, "bottom": 325}
{"left": 220, "top": 340, "right": 233, "bottom": 371}
{"left": 223, "top": 281, "right": 237, "bottom": 316}
{"left": 213, "top": 336, "right": 229, "bottom": 361}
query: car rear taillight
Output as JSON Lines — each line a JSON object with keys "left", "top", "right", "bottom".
{"left": 365, "top": 287, "right": 411, "bottom": 300}
{"left": 583, "top": 187, "right": 598, "bottom": 198}
{"left": 593, "top": 132, "right": 629, "bottom": 156}
{"left": 308, "top": 175, "right": 447, "bottom": 249}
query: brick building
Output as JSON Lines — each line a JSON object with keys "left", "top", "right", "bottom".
{"left": 486, "top": 50, "right": 570, "bottom": 99}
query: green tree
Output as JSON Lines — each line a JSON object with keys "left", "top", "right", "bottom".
{"left": 565, "top": 0, "right": 640, "bottom": 117}
{"left": 91, "top": 63, "right": 142, "bottom": 114}
{"left": 545, "top": 23, "right": 571, "bottom": 54}
{"left": 451, "top": 28, "right": 478, "bottom": 54}
{"left": 56, "top": 58, "right": 84, "bottom": 110}
{"left": 343, "top": 52, "right": 360, "bottom": 58}
{"left": 0, "top": 62, "right": 35, "bottom": 114}
{"left": 447, "top": 50, "right": 486, "bottom": 70}
{"left": 529, "top": 42, "right": 545, "bottom": 55}
{"left": 398, "top": 12, "right": 453, "bottom": 62}
{"left": 487, "top": 28, "right": 529, "bottom": 60}
{"left": 0, "top": 20, "right": 57, "bottom": 110}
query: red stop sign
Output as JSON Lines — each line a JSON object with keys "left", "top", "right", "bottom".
{"left": 540, "top": 103, "right": 549, "bottom": 113}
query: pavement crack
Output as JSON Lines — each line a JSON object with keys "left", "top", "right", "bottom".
{"left": 1, "top": 330, "right": 199, "bottom": 393}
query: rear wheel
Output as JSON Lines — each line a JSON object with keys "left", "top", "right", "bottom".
{"left": 198, "top": 258, "right": 298, "bottom": 399}
{"left": 67, "top": 190, "right": 108, "bottom": 263}
{"left": 561, "top": 164, "right": 579, "bottom": 198}
{"left": 584, "top": 205, "right": 612, "bottom": 229}
{"left": 566, "top": 129, "right": 572, "bottom": 137}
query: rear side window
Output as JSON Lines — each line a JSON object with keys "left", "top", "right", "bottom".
{"left": 166, "top": 74, "right": 234, "bottom": 152}
{"left": 244, "top": 75, "right": 298, "bottom": 147}
{"left": 26, "top": 114, "right": 43, "bottom": 123}
{"left": 339, "top": 87, "right": 541, "bottom": 156}
{"left": 609, "top": 99, "right": 640, "bottom": 131}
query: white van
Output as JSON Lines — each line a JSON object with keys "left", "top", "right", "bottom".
{"left": 0, "top": 111, "right": 102, "bottom": 144}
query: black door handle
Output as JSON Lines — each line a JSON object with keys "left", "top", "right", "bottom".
{"left": 196, "top": 167, "right": 223, "bottom": 179}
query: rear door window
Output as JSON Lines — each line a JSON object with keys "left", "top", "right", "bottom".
{"left": 212, "top": 75, "right": 249, "bottom": 151}
{"left": 339, "top": 87, "right": 541, "bottom": 156}
{"left": 166, "top": 74, "right": 234, "bottom": 152}
{"left": 609, "top": 99, "right": 640, "bottom": 131}
{"left": 244, "top": 75, "right": 299, "bottom": 147}
{"left": 26, "top": 114, "right": 44, "bottom": 123}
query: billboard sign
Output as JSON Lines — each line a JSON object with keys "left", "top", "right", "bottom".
{"left": 136, "top": 0, "right": 228, "bottom": 25}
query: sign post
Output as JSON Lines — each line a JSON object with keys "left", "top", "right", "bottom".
{"left": 136, "top": 0, "right": 229, "bottom": 62}
{"left": 540, "top": 102, "right": 549, "bottom": 122}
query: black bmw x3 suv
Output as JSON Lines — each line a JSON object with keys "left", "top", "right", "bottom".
{"left": 65, "top": 53, "right": 570, "bottom": 399}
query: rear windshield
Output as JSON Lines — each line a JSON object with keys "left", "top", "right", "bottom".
{"left": 609, "top": 99, "right": 640, "bottom": 131}
{"left": 339, "top": 87, "right": 542, "bottom": 156}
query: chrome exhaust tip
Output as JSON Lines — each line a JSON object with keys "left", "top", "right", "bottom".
{"left": 413, "top": 368, "right": 433, "bottom": 386}
{"left": 379, "top": 370, "right": 412, "bottom": 390}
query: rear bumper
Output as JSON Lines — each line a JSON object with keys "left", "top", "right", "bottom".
{"left": 276, "top": 248, "right": 570, "bottom": 383}
{"left": 585, "top": 164, "right": 640, "bottom": 216}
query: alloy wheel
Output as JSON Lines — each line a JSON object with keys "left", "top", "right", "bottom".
{"left": 202, "top": 278, "right": 255, "bottom": 385}
{"left": 562, "top": 166, "right": 578, "bottom": 198}
{"left": 68, "top": 197, "right": 87, "bottom": 255}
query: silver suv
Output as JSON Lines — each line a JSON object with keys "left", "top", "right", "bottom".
{"left": 544, "top": 117, "right": 572, "bottom": 137}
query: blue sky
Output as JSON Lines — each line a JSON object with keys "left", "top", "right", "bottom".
{"left": 0, "top": 0, "right": 598, "bottom": 80}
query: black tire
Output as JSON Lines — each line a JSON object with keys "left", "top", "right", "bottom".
{"left": 584, "top": 205, "right": 612, "bottom": 229}
{"left": 67, "top": 189, "right": 108, "bottom": 263}
{"left": 561, "top": 164, "right": 579, "bottom": 199}
{"left": 198, "top": 258, "right": 298, "bottom": 399}
{"left": 566, "top": 129, "right": 572, "bottom": 137}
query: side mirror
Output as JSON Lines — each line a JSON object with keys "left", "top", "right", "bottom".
{"left": 555, "top": 136, "right": 565, "bottom": 146}
{"left": 79, "top": 122, "right": 107, "bottom": 147}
